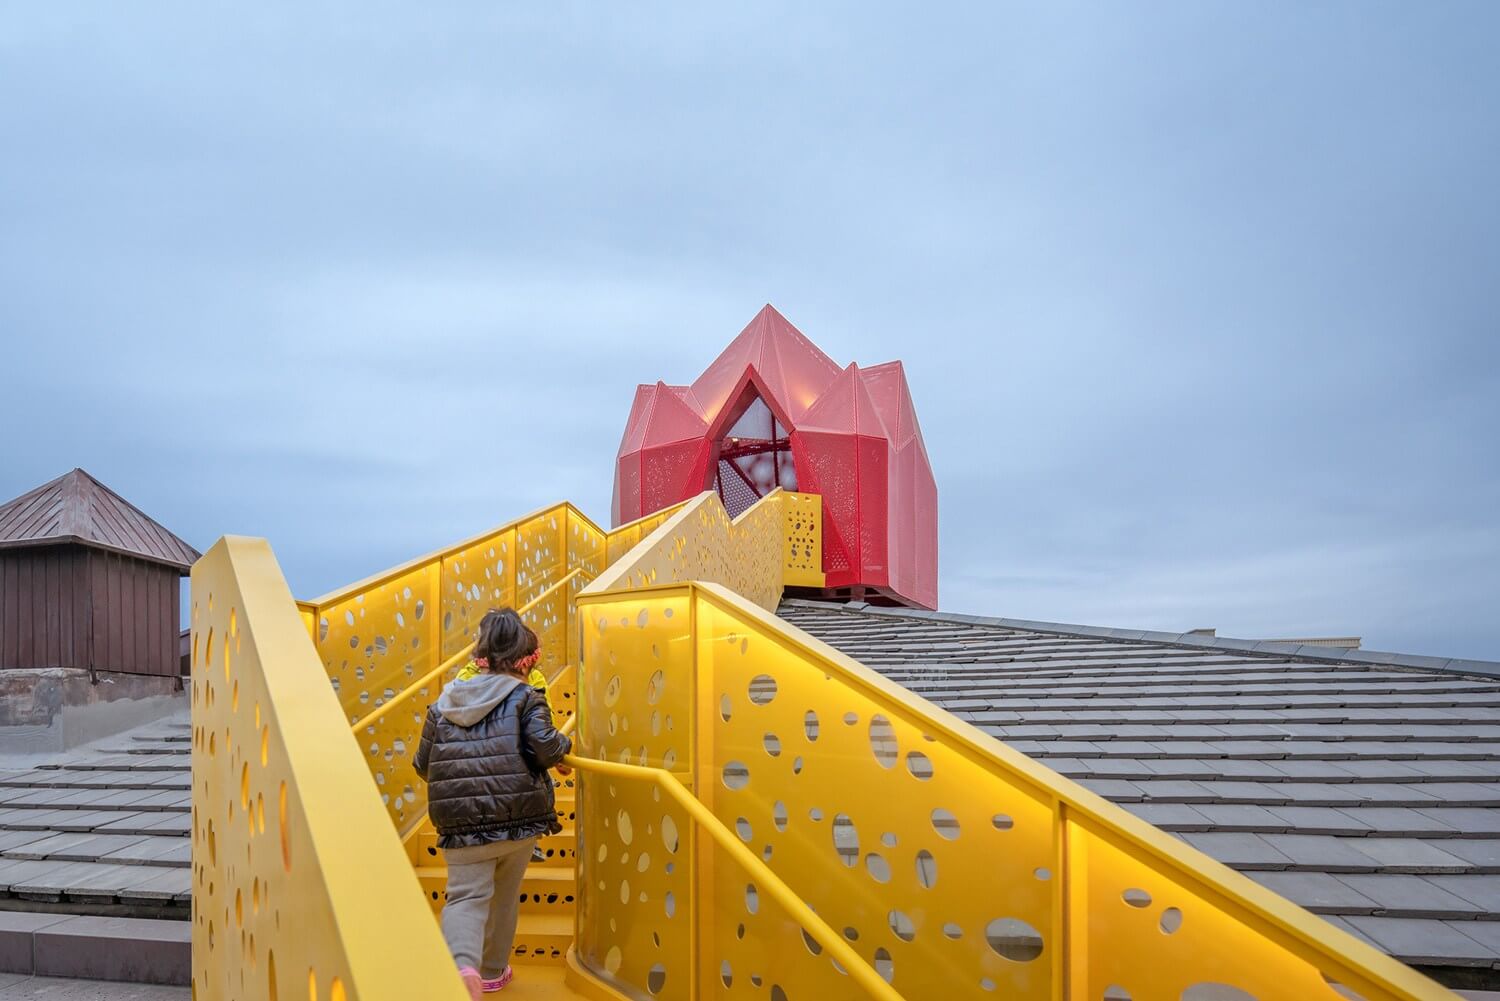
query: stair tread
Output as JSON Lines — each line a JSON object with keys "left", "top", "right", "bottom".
{"left": 496, "top": 964, "right": 588, "bottom": 999}
{"left": 516, "top": 912, "right": 574, "bottom": 935}
{"left": 415, "top": 864, "right": 574, "bottom": 882}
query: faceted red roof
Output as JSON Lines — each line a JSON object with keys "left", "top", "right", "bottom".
{"left": 0, "top": 468, "right": 200, "bottom": 571}
{"left": 612, "top": 304, "right": 938, "bottom": 608}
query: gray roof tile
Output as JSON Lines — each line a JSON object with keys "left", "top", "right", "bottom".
{"left": 780, "top": 599, "right": 1500, "bottom": 973}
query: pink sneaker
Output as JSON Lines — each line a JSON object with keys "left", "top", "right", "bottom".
{"left": 458, "top": 967, "right": 483, "bottom": 1001}
{"left": 482, "top": 967, "right": 514, "bottom": 992}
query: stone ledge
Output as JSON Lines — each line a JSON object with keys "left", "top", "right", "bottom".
{"left": 0, "top": 914, "right": 187, "bottom": 986}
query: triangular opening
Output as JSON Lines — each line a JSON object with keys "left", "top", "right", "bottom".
{"left": 710, "top": 384, "right": 797, "bottom": 518}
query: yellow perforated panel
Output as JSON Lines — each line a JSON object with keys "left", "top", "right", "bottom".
{"left": 585, "top": 490, "right": 823, "bottom": 613}
{"left": 575, "top": 581, "right": 1458, "bottom": 1001}
{"left": 440, "top": 528, "right": 516, "bottom": 660}
{"left": 191, "top": 536, "right": 466, "bottom": 1001}
{"left": 697, "top": 594, "right": 1059, "bottom": 998}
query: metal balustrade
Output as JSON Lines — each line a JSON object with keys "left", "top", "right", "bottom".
{"left": 190, "top": 489, "right": 1459, "bottom": 1001}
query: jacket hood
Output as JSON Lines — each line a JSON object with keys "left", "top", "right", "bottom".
{"left": 434, "top": 672, "right": 523, "bottom": 727}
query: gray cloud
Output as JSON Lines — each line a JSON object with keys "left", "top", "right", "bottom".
{"left": 1, "top": 2, "right": 1495, "bottom": 657}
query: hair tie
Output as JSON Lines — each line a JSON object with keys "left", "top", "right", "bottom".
{"left": 473, "top": 656, "right": 490, "bottom": 669}
{"left": 516, "top": 652, "right": 539, "bottom": 672}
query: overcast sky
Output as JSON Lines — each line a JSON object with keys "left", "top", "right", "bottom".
{"left": 2, "top": 4, "right": 1496, "bottom": 659}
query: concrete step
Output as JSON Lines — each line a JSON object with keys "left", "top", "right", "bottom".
{"left": 0, "top": 813, "right": 189, "bottom": 840}
{"left": 0, "top": 834, "right": 186, "bottom": 869}
{"left": 0, "top": 774, "right": 187, "bottom": 793}
{"left": 0, "top": 790, "right": 187, "bottom": 813}
{"left": 0, "top": 858, "right": 189, "bottom": 912}
{"left": 0, "top": 914, "right": 188, "bottom": 986}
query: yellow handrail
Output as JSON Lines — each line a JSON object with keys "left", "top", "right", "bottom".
{"left": 561, "top": 751, "right": 906, "bottom": 1001}
{"left": 349, "top": 568, "right": 591, "bottom": 734}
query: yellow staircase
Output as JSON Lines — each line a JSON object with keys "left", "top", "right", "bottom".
{"left": 187, "top": 490, "right": 1462, "bottom": 1001}
{"left": 407, "top": 773, "right": 580, "bottom": 969}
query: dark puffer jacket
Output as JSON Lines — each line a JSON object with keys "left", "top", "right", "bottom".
{"left": 412, "top": 672, "right": 572, "bottom": 849}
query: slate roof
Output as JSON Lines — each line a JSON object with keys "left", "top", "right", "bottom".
{"left": 0, "top": 469, "right": 200, "bottom": 571}
{"left": 778, "top": 598, "right": 1500, "bottom": 983}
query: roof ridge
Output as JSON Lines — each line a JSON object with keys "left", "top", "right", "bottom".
{"left": 776, "top": 598, "right": 1500, "bottom": 680}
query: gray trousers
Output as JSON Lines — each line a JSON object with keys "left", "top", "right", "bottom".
{"left": 440, "top": 837, "right": 537, "bottom": 976}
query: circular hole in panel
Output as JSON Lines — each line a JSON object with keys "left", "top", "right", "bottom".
{"left": 604, "top": 946, "right": 622, "bottom": 974}
{"left": 843, "top": 712, "right": 858, "bottom": 726}
{"left": 1105, "top": 987, "right": 1133, "bottom": 1001}
{"left": 745, "top": 883, "right": 759, "bottom": 914}
{"left": 646, "top": 670, "right": 664, "bottom": 704}
{"left": 722, "top": 761, "right": 750, "bottom": 790}
{"left": 1160, "top": 907, "right": 1183, "bottom": 934}
{"left": 865, "top": 852, "right": 892, "bottom": 883}
{"left": 804, "top": 710, "right": 819, "bottom": 741}
{"left": 881, "top": 832, "right": 897, "bottom": 848}
{"left": 662, "top": 815, "right": 680, "bottom": 853}
{"left": 981, "top": 979, "right": 996, "bottom": 992}
{"left": 764, "top": 733, "right": 782, "bottom": 757}
{"left": 932, "top": 808, "right": 961, "bottom": 840}
{"left": 809, "top": 807, "right": 824, "bottom": 822}
{"left": 720, "top": 961, "right": 732, "bottom": 988}
{"left": 943, "top": 922, "right": 963, "bottom": 940}
{"left": 771, "top": 987, "right": 788, "bottom": 1001}
{"left": 873, "top": 948, "right": 893, "bottom": 983}
{"left": 831, "top": 814, "right": 859, "bottom": 867}
{"left": 664, "top": 891, "right": 675, "bottom": 918}
{"left": 1123, "top": 888, "right": 1152, "bottom": 909}
{"left": 617, "top": 810, "right": 634, "bottom": 845}
{"left": 720, "top": 695, "right": 733, "bottom": 723}
{"left": 986, "top": 918, "right": 1045, "bottom": 962}
{"left": 802, "top": 929, "right": 822, "bottom": 955}
{"left": 906, "top": 751, "right": 933, "bottom": 780}
{"left": 278, "top": 782, "right": 291, "bottom": 872}
{"left": 992, "top": 814, "right": 1014, "bottom": 831}
{"left": 736, "top": 818, "right": 752, "bottom": 842}
{"left": 773, "top": 801, "right": 788, "bottom": 832}
{"left": 604, "top": 676, "right": 622, "bottom": 707}
{"left": 791, "top": 756, "right": 803, "bottom": 775}
{"left": 888, "top": 910, "right": 916, "bottom": 942}
{"left": 843, "top": 927, "right": 859, "bottom": 941}
{"left": 1181, "top": 986, "right": 1257, "bottom": 1001}
{"left": 915, "top": 850, "right": 938, "bottom": 889}
{"left": 1034, "top": 867, "right": 1052, "bottom": 881}
{"left": 869, "top": 715, "right": 898, "bottom": 768}
{"left": 748, "top": 675, "right": 777, "bottom": 705}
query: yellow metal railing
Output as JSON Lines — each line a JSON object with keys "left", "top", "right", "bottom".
{"left": 190, "top": 482, "right": 1454, "bottom": 1001}
{"left": 348, "top": 567, "right": 591, "bottom": 734}
{"left": 574, "top": 579, "right": 1458, "bottom": 1001}
{"left": 562, "top": 750, "right": 905, "bottom": 1001}
{"left": 298, "top": 501, "right": 682, "bottom": 834}
{"left": 190, "top": 536, "right": 467, "bottom": 1001}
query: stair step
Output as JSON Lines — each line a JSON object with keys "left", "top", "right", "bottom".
{"left": 415, "top": 863, "right": 576, "bottom": 916}
{"left": 512, "top": 912, "right": 573, "bottom": 966}
{"left": 489, "top": 963, "right": 590, "bottom": 1000}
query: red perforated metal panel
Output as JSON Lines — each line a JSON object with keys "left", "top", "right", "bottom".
{"left": 610, "top": 305, "right": 938, "bottom": 608}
